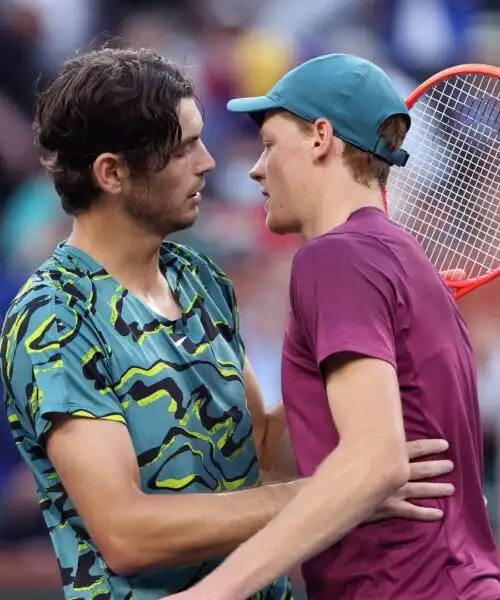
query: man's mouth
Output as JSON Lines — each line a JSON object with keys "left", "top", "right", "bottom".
{"left": 188, "top": 184, "right": 204, "bottom": 200}
{"left": 188, "top": 182, "right": 205, "bottom": 198}
{"left": 188, "top": 192, "right": 201, "bottom": 206}
{"left": 261, "top": 190, "right": 270, "bottom": 210}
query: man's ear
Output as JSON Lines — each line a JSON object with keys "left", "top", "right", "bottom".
{"left": 93, "top": 153, "right": 129, "bottom": 195}
{"left": 311, "top": 118, "right": 335, "bottom": 161}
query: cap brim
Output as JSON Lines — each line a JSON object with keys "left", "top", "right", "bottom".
{"left": 227, "top": 96, "right": 281, "bottom": 125}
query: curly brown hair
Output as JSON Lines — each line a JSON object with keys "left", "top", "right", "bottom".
{"left": 34, "top": 47, "right": 195, "bottom": 215}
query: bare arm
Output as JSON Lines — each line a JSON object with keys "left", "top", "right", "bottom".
{"left": 46, "top": 415, "right": 302, "bottom": 576}
{"left": 184, "top": 355, "right": 409, "bottom": 600}
{"left": 265, "top": 406, "right": 298, "bottom": 482}
{"left": 243, "top": 358, "right": 297, "bottom": 481}
{"left": 45, "top": 383, "right": 451, "bottom": 587}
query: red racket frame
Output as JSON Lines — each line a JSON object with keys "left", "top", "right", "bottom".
{"left": 384, "top": 64, "right": 500, "bottom": 300}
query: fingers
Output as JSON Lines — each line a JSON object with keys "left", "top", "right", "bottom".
{"left": 391, "top": 501, "right": 444, "bottom": 522}
{"left": 439, "top": 268, "right": 467, "bottom": 281}
{"left": 399, "top": 481, "right": 455, "bottom": 499}
{"left": 406, "top": 439, "right": 449, "bottom": 460}
{"left": 409, "top": 459, "right": 454, "bottom": 481}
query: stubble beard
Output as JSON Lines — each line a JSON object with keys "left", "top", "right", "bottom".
{"left": 125, "top": 189, "right": 198, "bottom": 238}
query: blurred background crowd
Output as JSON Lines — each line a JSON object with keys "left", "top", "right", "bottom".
{"left": 0, "top": 0, "right": 498, "bottom": 598}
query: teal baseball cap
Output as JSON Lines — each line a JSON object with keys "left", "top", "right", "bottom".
{"left": 227, "top": 54, "right": 410, "bottom": 167}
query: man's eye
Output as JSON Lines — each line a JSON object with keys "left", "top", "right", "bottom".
{"left": 174, "top": 138, "right": 200, "bottom": 158}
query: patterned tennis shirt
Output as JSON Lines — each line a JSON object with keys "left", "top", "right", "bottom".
{"left": 0, "top": 241, "right": 292, "bottom": 600}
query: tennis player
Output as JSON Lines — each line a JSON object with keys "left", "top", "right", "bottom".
{"left": 1, "top": 48, "right": 456, "bottom": 600}
{"left": 166, "top": 55, "right": 500, "bottom": 600}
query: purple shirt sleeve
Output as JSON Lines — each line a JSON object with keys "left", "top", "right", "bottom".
{"left": 290, "top": 232, "right": 411, "bottom": 369}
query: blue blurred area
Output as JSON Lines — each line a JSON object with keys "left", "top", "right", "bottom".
{"left": 0, "top": 0, "right": 498, "bottom": 597}
{"left": 0, "top": 272, "right": 23, "bottom": 477}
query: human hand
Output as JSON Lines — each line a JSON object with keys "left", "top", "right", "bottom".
{"left": 439, "top": 269, "right": 467, "bottom": 296}
{"left": 439, "top": 269, "right": 467, "bottom": 281}
{"left": 367, "top": 438, "right": 454, "bottom": 523}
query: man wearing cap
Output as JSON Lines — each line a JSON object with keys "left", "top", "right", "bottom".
{"left": 1, "top": 47, "right": 463, "bottom": 600}
{"left": 167, "top": 54, "right": 500, "bottom": 600}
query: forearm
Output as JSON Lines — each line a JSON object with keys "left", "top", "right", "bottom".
{"left": 260, "top": 402, "right": 298, "bottom": 481}
{"left": 111, "top": 479, "right": 302, "bottom": 574}
{"left": 196, "top": 442, "right": 408, "bottom": 600}
{"left": 263, "top": 429, "right": 298, "bottom": 482}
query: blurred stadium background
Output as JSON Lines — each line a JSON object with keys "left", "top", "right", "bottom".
{"left": 0, "top": 1, "right": 499, "bottom": 598}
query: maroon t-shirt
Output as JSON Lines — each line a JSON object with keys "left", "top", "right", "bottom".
{"left": 282, "top": 207, "right": 500, "bottom": 600}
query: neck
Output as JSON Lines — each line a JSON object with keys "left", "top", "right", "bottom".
{"left": 300, "top": 175, "right": 385, "bottom": 240}
{"left": 67, "top": 207, "right": 164, "bottom": 293}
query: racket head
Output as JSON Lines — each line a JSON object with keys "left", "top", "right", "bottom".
{"left": 385, "top": 64, "right": 500, "bottom": 299}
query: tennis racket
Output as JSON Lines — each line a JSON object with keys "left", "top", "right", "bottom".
{"left": 385, "top": 64, "right": 500, "bottom": 300}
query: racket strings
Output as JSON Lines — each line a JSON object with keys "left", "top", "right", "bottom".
{"left": 387, "top": 72, "right": 500, "bottom": 280}
{"left": 401, "top": 78, "right": 498, "bottom": 270}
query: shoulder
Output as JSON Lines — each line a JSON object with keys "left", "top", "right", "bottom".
{"left": 289, "top": 232, "right": 410, "bottom": 312}
{"left": 160, "top": 243, "right": 242, "bottom": 334}
{"left": 2, "top": 259, "right": 94, "bottom": 345}
{"left": 161, "top": 241, "right": 235, "bottom": 293}
{"left": 1, "top": 263, "right": 111, "bottom": 404}
{"left": 292, "top": 231, "right": 406, "bottom": 278}
{"left": 162, "top": 242, "right": 231, "bottom": 279}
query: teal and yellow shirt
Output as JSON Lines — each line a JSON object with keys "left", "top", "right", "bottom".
{"left": 0, "top": 242, "right": 292, "bottom": 600}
